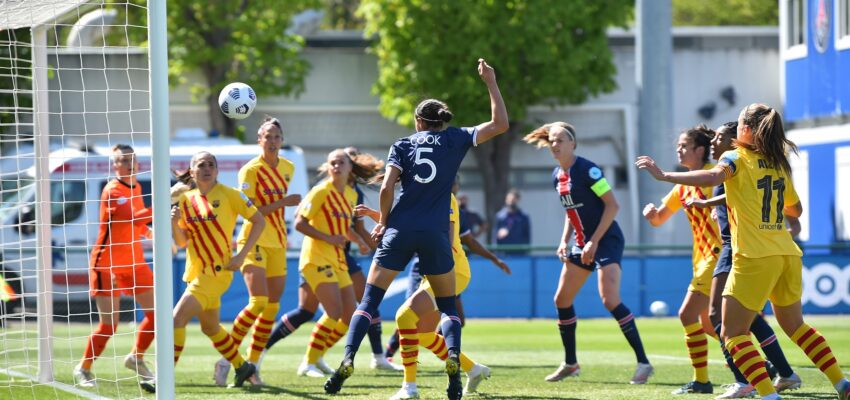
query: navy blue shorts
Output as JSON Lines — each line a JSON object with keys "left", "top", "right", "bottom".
{"left": 406, "top": 258, "right": 423, "bottom": 299}
{"left": 345, "top": 252, "right": 363, "bottom": 275}
{"left": 567, "top": 233, "right": 624, "bottom": 272}
{"left": 374, "top": 228, "right": 453, "bottom": 275}
{"left": 712, "top": 245, "right": 733, "bottom": 277}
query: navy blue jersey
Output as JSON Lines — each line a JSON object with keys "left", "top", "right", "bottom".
{"left": 552, "top": 157, "right": 621, "bottom": 247}
{"left": 386, "top": 127, "right": 477, "bottom": 232}
{"left": 713, "top": 184, "right": 731, "bottom": 246}
{"left": 459, "top": 206, "right": 472, "bottom": 237}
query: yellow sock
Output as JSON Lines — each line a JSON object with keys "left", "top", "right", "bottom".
{"left": 248, "top": 301, "right": 278, "bottom": 363}
{"left": 321, "top": 320, "right": 349, "bottom": 356}
{"left": 791, "top": 323, "right": 844, "bottom": 385}
{"left": 231, "top": 295, "right": 268, "bottom": 347}
{"left": 306, "top": 315, "right": 337, "bottom": 364}
{"left": 208, "top": 324, "right": 244, "bottom": 369}
{"left": 174, "top": 327, "right": 186, "bottom": 364}
{"left": 396, "top": 304, "right": 421, "bottom": 383}
{"left": 684, "top": 322, "right": 709, "bottom": 383}
{"left": 420, "top": 331, "right": 475, "bottom": 372}
{"left": 726, "top": 335, "right": 774, "bottom": 396}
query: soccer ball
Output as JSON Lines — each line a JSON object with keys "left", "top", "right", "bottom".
{"left": 218, "top": 82, "right": 257, "bottom": 120}
{"left": 649, "top": 300, "right": 669, "bottom": 317}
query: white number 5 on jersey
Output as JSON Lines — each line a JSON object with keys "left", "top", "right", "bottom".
{"left": 414, "top": 148, "right": 437, "bottom": 184}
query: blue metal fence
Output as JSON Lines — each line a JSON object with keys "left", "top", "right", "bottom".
{"left": 172, "top": 254, "right": 850, "bottom": 321}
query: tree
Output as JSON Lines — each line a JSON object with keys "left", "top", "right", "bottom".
{"left": 358, "top": 0, "right": 631, "bottom": 237}
{"left": 155, "top": 0, "right": 318, "bottom": 138}
{"left": 673, "top": 0, "right": 778, "bottom": 26}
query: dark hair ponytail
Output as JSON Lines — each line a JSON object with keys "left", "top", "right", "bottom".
{"left": 414, "top": 99, "right": 453, "bottom": 130}
{"left": 682, "top": 124, "right": 714, "bottom": 163}
{"left": 740, "top": 104, "right": 797, "bottom": 174}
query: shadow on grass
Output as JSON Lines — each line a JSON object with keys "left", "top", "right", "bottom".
{"left": 477, "top": 394, "right": 581, "bottom": 400}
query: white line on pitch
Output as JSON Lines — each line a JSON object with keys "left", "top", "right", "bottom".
{"left": 0, "top": 368, "right": 112, "bottom": 400}
{"left": 648, "top": 354, "right": 850, "bottom": 375}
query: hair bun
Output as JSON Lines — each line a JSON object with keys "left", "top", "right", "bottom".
{"left": 438, "top": 109, "right": 453, "bottom": 123}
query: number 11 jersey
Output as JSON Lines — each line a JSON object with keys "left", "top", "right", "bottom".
{"left": 718, "top": 147, "right": 802, "bottom": 258}
{"left": 385, "top": 126, "right": 477, "bottom": 232}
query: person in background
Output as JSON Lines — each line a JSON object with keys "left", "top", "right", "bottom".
{"left": 458, "top": 194, "right": 487, "bottom": 239}
{"left": 494, "top": 189, "right": 531, "bottom": 254}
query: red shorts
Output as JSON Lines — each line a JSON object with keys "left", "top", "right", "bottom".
{"left": 89, "top": 264, "right": 154, "bottom": 297}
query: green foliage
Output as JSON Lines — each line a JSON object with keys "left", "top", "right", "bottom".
{"left": 0, "top": 29, "right": 33, "bottom": 146}
{"left": 358, "top": 0, "right": 632, "bottom": 129}
{"left": 673, "top": 0, "right": 778, "bottom": 26}
{"left": 162, "top": 0, "right": 317, "bottom": 102}
{"left": 323, "top": 0, "right": 364, "bottom": 30}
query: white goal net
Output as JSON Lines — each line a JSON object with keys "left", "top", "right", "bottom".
{"left": 0, "top": 1, "right": 172, "bottom": 398}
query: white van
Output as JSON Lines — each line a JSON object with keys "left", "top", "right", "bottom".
{"left": 0, "top": 141, "right": 309, "bottom": 307}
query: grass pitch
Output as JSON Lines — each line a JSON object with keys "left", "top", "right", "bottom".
{"left": 1, "top": 316, "right": 849, "bottom": 399}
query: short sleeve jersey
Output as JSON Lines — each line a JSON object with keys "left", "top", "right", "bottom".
{"left": 177, "top": 183, "right": 258, "bottom": 283}
{"left": 661, "top": 164, "right": 723, "bottom": 266}
{"left": 90, "top": 179, "right": 152, "bottom": 269}
{"left": 718, "top": 147, "right": 802, "bottom": 258}
{"left": 298, "top": 179, "right": 358, "bottom": 270}
{"left": 237, "top": 155, "right": 295, "bottom": 248}
{"left": 386, "top": 127, "right": 477, "bottom": 232}
{"left": 552, "top": 157, "right": 619, "bottom": 247}
{"left": 713, "top": 184, "right": 731, "bottom": 246}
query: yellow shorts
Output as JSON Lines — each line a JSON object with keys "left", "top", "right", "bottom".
{"left": 300, "top": 263, "right": 352, "bottom": 291}
{"left": 421, "top": 255, "right": 471, "bottom": 297}
{"left": 723, "top": 254, "right": 802, "bottom": 312}
{"left": 238, "top": 243, "right": 287, "bottom": 278}
{"left": 688, "top": 257, "right": 716, "bottom": 296}
{"left": 186, "top": 273, "right": 232, "bottom": 311}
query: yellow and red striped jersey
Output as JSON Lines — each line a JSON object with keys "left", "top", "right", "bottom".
{"left": 298, "top": 179, "right": 357, "bottom": 270}
{"left": 177, "top": 183, "right": 258, "bottom": 283}
{"left": 662, "top": 164, "right": 722, "bottom": 266}
{"left": 236, "top": 155, "right": 294, "bottom": 248}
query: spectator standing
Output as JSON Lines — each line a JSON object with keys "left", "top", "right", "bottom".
{"left": 494, "top": 189, "right": 531, "bottom": 254}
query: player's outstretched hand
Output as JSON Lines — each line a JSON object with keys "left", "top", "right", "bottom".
{"left": 478, "top": 59, "right": 496, "bottom": 84}
{"left": 495, "top": 259, "right": 512, "bottom": 275}
{"left": 354, "top": 204, "right": 380, "bottom": 222}
{"left": 635, "top": 156, "right": 666, "bottom": 181}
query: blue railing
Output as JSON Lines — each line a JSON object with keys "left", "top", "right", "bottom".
{"left": 173, "top": 251, "right": 850, "bottom": 321}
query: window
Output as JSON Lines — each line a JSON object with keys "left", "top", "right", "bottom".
{"left": 784, "top": 0, "right": 808, "bottom": 59}
{"left": 838, "top": 0, "right": 850, "bottom": 50}
{"left": 51, "top": 181, "right": 86, "bottom": 224}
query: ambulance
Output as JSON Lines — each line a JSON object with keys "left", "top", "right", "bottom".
{"left": 0, "top": 139, "right": 309, "bottom": 309}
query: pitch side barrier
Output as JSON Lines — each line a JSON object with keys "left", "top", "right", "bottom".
{"left": 168, "top": 243, "right": 850, "bottom": 321}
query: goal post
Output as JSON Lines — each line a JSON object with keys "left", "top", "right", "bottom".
{"left": 0, "top": 1, "right": 173, "bottom": 398}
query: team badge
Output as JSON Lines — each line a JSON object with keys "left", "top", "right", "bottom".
{"left": 212, "top": 200, "right": 220, "bottom": 208}
{"left": 215, "top": 265, "right": 222, "bottom": 271}
{"left": 588, "top": 167, "right": 602, "bottom": 180}
{"left": 117, "top": 197, "right": 128, "bottom": 205}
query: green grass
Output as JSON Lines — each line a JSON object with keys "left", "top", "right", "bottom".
{"left": 1, "top": 316, "right": 849, "bottom": 399}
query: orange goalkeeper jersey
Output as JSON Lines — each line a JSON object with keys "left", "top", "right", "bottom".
{"left": 90, "top": 179, "right": 152, "bottom": 269}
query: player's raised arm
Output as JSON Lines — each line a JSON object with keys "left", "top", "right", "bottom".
{"left": 473, "top": 59, "right": 509, "bottom": 145}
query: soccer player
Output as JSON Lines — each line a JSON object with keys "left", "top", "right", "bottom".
{"left": 524, "top": 122, "right": 654, "bottom": 385}
{"left": 323, "top": 58, "right": 508, "bottom": 400}
{"left": 637, "top": 103, "right": 850, "bottom": 400}
{"left": 213, "top": 117, "right": 302, "bottom": 386}
{"left": 687, "top": 121, "right": 801, "bottom": 399}
{"left": 295, "top": 149, "right": 383, "bottom": 378}
{"left": 74, "top": 144, "right": 156, "bottom": 390}
{"left": 356, "top": 190, "right": 510, "bottom": 399}
{"left": 642, "top": 125, "right": 720, "bottom": 394}
{"left": 171, "top": 151, "right": 266, "bottom": 388}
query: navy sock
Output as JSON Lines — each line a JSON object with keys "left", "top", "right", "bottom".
{"left": 385, "top": 329, "right": 400, "bottom": 358}
{"left": 610, "top": 303, "right": 649, "bottom": 364}
{"left": 557, "top": 307, "right": 577, "bottom": 365}
{"left": 344, "top": 284, "right": 386, "bottom": 361}
{"left": 750, "top": 314, "right": 793, "bottom": 378}
{"left": 367, "top": 309, "right": 384, "bottom": 355}
{"left": 716, "top": 321, "right": 749, "bottom": 384}
{"left": 435, "top": 295, "right": 462, "bottom": 354}
{"left": 266, "top": 307, "right": 314, "bottom": 349}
